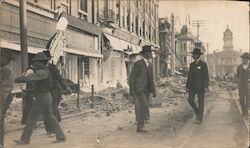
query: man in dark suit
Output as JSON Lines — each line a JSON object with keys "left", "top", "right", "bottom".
{"left": 186, "top": 48, "right": 209, "bottom": 124}
{"left": 129, "top": 45, "right": 156, "bottom": 132}
{"left": 42, "top": 50, "right": 71, "bottom": 134}
{"left": 236, "top": 52, "right": 249, "bottom": 117}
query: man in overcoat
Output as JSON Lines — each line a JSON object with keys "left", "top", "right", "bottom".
{"left": 186, "top": 48, "right": 209, "bottom": 124}
{"left": 129, "top": 45, "right": 156, "bottom": 132}
{"left": 14, "top": 52, "right": 66, "bottom": 144}
{"left": 0, "top": 49, "right": 15, "bottom": 147}
{"left": 42, "top": 50, "right": 71, "bottom": 134}
{"left": 236, "top": 52, "right": 249, "bottom": 117}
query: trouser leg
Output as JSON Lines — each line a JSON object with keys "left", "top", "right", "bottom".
{"left": 22, "top": 93, "right": 34, "bottom": 124}
{"left": 197, "top": 92, "right": 205, "bottom": 121}
{"left": 20, "top": 104, "right": 43, "bottom": 142}
{"left": 188, "top": 91, "right": 199, "bottom": 117}
{"left": 135, "top": 93, "right": 148, "bottom": 129}
{"left": 43, "top": 107, "right": 65, "bottom": 140}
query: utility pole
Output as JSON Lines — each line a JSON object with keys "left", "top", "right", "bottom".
{"left": 19, "top": 0, "right": 28, "bottom": 72}
{"left": 171, "top": 13, "right": 175, "bottom": 76}
{"left": 192, "top": 20, "right": 205, "bottom": 40}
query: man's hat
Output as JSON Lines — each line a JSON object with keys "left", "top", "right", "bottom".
{"left": 31, "top": 52, "right": 50, "bottom": 62}
{"left": 240, "top": 52, "right": 250, "bottom": 59}
{"left": 191, "top": 48, "right": 203, "bottom": 55}
{"left": 42, "top": 50, "right": 52, "bottom": 58}
{"left": 140, "top": 45, "right": 152, "bottom": 54}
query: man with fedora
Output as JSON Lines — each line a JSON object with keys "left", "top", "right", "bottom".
{"left": 42, "top": 50, "right": 71, "bottom": 134}
{"left": 0, "top": 49, "right": 15, "bottom": 147}
{"left": 236, "top": 52, "right": 250, "bottom": 117}
{"left": 129, "top": 45, "right": 156, "bottom": 132}
{"left": 186, "top": 48, "right": 209, "bottom": 124}
{"left": 14, "top": 52, "right": 66, "bottom": 144}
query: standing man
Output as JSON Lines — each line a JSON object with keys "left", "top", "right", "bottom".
{"left": 14, "top": 52, "right": 66, "bottom": 144}
{"left": 42, "top": 50, "right": 71, "bottom": 134}
{"left": 0, "top": 49, "right": 15, "bottom": 147}
{"left": 129, "top": 45, "right": 156, "bottom": 132}
{"left": 236, "top": 52, "right": 249, "bottom": 117}
{"left": 186, "top": 48, "right": 209, "bottom": 124}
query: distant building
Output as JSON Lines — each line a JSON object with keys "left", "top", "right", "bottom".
{"left": 176, "top": 25, "right": 195, "bottom": 69}
{"left": 207, "top": 25, "right": 242, "bottom": 78}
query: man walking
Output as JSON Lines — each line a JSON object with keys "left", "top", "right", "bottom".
{"left": 14, "top": 52, "right": 66, "bottom": 144}
{"left": 186, "top": 48, "right": 209, "bottom": 124}
{"left": 42, "top": 50, "right": 71, "bottom": 134}
{"left": 0, "top": 49, "right": 15, "bottom": 147}
{"left": 129, "top": 45, "right": 156, "bottom": 132}
{"left": 236, "top": 52, "right": 249, "bottom": 117}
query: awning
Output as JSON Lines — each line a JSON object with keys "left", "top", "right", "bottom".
{"left": 104, "top": 34, "right": 142, "bottom": 54}
{"left": 104, "top": 33, "right": 131, "bottom": 52}
{"left": 0, "top": 40, "right": 44, "bottom": 54}
{"left": 65, "top": 48, "right": 103, "bottom": 58}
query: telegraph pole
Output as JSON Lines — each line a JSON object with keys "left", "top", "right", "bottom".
{"left": 192, "top": 20, "right": 205, "bottom": 40}
{"left": 171, "top": 13, "right": 175, "bottom": 76}
{"left": 19, "top": 0, "right": 28, "bottom": 72}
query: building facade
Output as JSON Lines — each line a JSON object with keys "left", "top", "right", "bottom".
{"left": 0, "top": 0, "right": 102, "bottom": 91}
{"left": 98, "top": 0, "right": 160, "bottom": 87}
{"left": 0, "top": 0, "right": 160, "bottom": 91}
{"left": 207, "top": 26, "right": 242, "bottom": 78}
{"left": 175, "top": 25, "right": 195, "bottom": 69}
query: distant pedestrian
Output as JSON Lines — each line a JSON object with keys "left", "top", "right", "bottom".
{"left": 129, "top": 45, "right": 156, "bottom": 132}
{"left": 186, "top": 48, "right": 209, "bottom": 124}
{"left": 0, "top": 49, "right": 15, "bottom": 147}
{"left": 236, "top": 52, "right": 249, "bottom": 117}
{"left": 14, "top": 52, "right": 66, "bottom": 144}
{"left": 42, "top": 50, "right": 71, "bottom": 134}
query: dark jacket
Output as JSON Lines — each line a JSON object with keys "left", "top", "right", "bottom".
{"left": 48, "top": 63, "right": 68, "bottom": 90}
{"left": 15, "top": 68, "right": 52, "bottom": 96}
{"left": 236, "top": 64, "right": 249, "bottom": 92}
{"left": 186, "top": 60, "right": 209, "bottom": 92}
{"left": 129, "top": 59, "right": 155, "bottom": 94}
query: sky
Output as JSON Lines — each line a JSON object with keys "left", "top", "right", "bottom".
{"left": 158, "top": 1, "right": 249, "bottom": 53}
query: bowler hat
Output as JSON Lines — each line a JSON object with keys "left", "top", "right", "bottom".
{"left": 191, "top": 48, "right": 203, "bottom": 55}
{"left": 140, "top": 45, "right": 152, "bottom": 54}
{"left": 31, "top": 52, "right": 50, "bottom": 62}
{"left": 240, "top": 52, "right": 250, "bottom": 59}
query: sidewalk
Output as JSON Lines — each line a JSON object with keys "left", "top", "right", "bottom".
{"left": 181, "top": 91, "right": 248, "bottom": 148}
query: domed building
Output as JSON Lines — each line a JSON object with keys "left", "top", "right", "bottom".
{"left": 176, "top": 25, "right": 195, "bottom": 69}
{"left": 207, "top": 25, "right": 242, "bottom": 78}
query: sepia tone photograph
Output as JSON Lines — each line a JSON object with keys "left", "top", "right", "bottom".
{"left": 0, "top": 0, "right": 249, "bottom": 148}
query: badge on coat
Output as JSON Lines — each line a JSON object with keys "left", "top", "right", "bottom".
{"left": 197, "top": 66, "right": 201, "bottom": 69}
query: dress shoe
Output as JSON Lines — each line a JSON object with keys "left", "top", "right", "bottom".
{"left": 14, "top": 139, "right": 29, "bottom": 145}
{"left": 52, "top": 138, "right": 66, "bottom": 143}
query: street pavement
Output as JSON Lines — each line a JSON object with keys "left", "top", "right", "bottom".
{"left": 4, "top": 88, "right": 248, "bottom": 148}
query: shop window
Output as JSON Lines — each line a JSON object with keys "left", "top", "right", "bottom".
{"left": 83, "top": 57, "right": 90, "bottom": 77}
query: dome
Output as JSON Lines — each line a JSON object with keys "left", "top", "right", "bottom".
{"left": 224, "top": 25, "right": 232, "bottom": 36}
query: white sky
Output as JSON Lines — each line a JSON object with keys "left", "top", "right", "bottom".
{"left": 158, "top": 1, "right": 249, "bottom": 53}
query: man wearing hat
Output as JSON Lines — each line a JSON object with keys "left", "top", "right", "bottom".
{"left": 129, "top": 45, "right": 156, "bottom": 132}
{"left": 0, "top": 49, "right": 15, "bottom": 147}
{"left": 42, "top": 50, "right": 71, "bottom": 134}
{"left": 14, "top": 52, "right": 66, "bottom": 144}
{"left": 236, "top": 52, "right": 250, "bottom": 117}
{"left": 186, "top": 48, "right": 209, "bottom": 124}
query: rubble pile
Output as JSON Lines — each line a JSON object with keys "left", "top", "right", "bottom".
{"left": 59, "top": 87, "right": 131, "bottom": 115}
